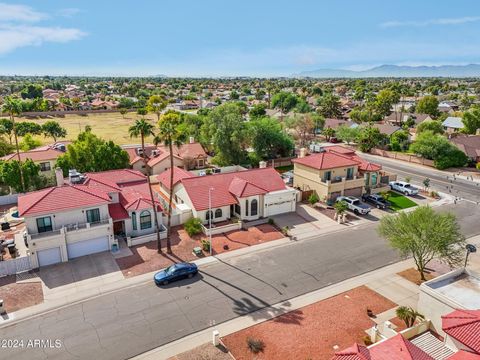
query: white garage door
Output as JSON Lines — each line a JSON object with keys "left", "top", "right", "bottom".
{"left": 67, "top": 236, "right": 109, "bottom": 259}
{"left": 265, "top": 200, "right": 295, "bottom": 217}
{"left": 37, "top": 247, "right": 62, "bottom": 267}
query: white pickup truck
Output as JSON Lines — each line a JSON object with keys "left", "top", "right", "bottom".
{"left": 389, "top": 181, "right": 419, "bottom": 196}
{"left": 336, "top": 196, "right": 371, "bottom": 215}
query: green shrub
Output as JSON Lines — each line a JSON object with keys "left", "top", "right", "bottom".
{"left": 476, "top": 162, "right": 480, "bottom": 170}
{"left": 308, "top": 193, "right": 319, "bottom": 205}
{"left": 267, "top": 218, "right": 275, "bottom": 225}
{"left": 281, "top": 226, "right": 289, "bottom": 236}
{"left": 201, "top": 239, "right": 210, "bottom": 252}
{"left": 184, "top": 218, "right": 203, "bottom": 237}
{"left": 247, "top": 337, "right": 265, "bottom": 354}
{"left": 334, "top": 200, "right": 348, "bottom": 215}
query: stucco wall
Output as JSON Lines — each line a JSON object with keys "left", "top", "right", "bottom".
{"left": 150, "top": 157, "right": 184, "bottom": 175}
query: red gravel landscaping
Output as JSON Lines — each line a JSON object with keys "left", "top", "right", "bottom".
{"left": 221, "top": 286, "right": 397, "bottom": 360}
{"left": 0, "top": 275, "right": 43, "bottom": 312}
{"left": 116, "top": 224, "right": 283, "bottom": 278}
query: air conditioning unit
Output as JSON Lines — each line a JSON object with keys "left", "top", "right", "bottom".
{"left": 152, "top": 150, "right": 160, "bottom": 157}
{"left": 136, "top": 148, "right": 144, "bottom": 155}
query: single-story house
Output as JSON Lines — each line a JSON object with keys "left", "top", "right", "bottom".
{"left": 384, "top": 112, "right": 432, "bottom": 126}
{"left": 19, "top": 168, "right": 163, "bottom": 268}
{"left": 156, "top": 167, "right": 298, "bottom": 224}
{"left": 450, "top": 135, "right": 480, "bottom": 162}
{"left": 442, "top": 117, "right": 464, "bottom": 133}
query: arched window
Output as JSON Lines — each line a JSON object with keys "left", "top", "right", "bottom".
{"left": 206, "top": 210, "right": 213, "bottom": 221}
{"left": 251, "top": 199, "right": 258, "bottom": 216}
{"left": 215, "top": 209, "right": 222, "bottom": 218}
{"left": 140, "top": 210, "right": 152, "bottom": 230}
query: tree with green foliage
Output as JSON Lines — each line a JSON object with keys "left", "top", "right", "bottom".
{"left": 0, "top": 118, "right": 14, "bottom": 144}
{"left": 378, "top": 206, "right": 465, "bottom": 281}
{"left": 20, "top": 134, "right": 41, "bottom": 151}
{"left": 396, "top": 306, "right": 425, "bottom": 327}
{"left": 15, "top": 122, "right": 42, "bottom": 137}
{"left": 416, "top": 120, "right": 444, "bottom": 135}
{"left": 249, "top": 103, "right": 267, "bottom": 119}
{"left": 462, "top": 107, "right": 480, "bottom": 135}
{"left": 410, "top": 131, "right": 468, "bottom": 169}
{"left": 335, "top": 125, "right": 359, "bottom": 144}
{"left": 0, "top": 159, "right": 43, "bottom": 193}
{"left": 155, "top": 111, "right": 187, "bottom": 254}
{"left": 293, "top": 98, "right": 311, "bottom": 114}
{"left": 1, "top": 96, "right": 25, "bottom": 192}
{"left": 20, "top": 83, "right": 43, "bottom": 99}
{"left": 128, "top": 119, "right": 163, "bottom": 254}
{"left": 375, "top": 89, "right": 400, "bottom": 117}
{"left": 357, "top": 126, "right": 385, "bottom": 152}
{"left": 0, "top": 137, "right": 13, "bottom": 157}
{"left": 349, "top": 107, "right": 382, "bottom": 123}
{"left": 184, "top": 217, "right": 203, "bottom": 236}
{"left": 310, "top": 112, "right": 325, "bottom": 135}
{"left": 322, "top": 127, "right": 335, "bottom": 142}
{"left": 42, "top": 120, "right": 67, "bottom": 142}
{"left": 56, "top": 129, "right": 130, "bottom": 174}
{"left": 416, "top": 96, "right": 440, "bottom": 118}
{"left": 389, "top": 129, "right": 409, "bottom": 151}
{"left": 147, "top": 95, "right": 167, "bottom": 121}
{"left": 248, "top": 117, "right": 294, "bottom": 160}
{"left": 201, "top": 103, "right": 247, "bottom": 165}
{"left": 334, "top": 200, "right": 348, "bottom": 216}
{"left": 317, "top": 93, "right": 342, "bottom": 118}
{"left": 271, "top": 91, "right": 299, "bottom": 115}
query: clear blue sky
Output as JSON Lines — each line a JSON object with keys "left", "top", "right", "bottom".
{"left": 1, "top": 0, "right": 480, "bottom": 77}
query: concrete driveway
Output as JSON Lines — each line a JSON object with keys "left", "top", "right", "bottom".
{"left": 37, "top": 251, "right": 124, "bottom": 303}
{"left": 271, "top": 204, "right": 341, "bottom": 239}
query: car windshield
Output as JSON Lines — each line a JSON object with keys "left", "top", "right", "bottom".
{"left": 404, "top": 184, "right": 412, "bottom": 188}
{"left": 165, "top": 265, "right": 177, "bottom": 274}
{"left": 351, "top": 200, "right": 359, "bottom": 205}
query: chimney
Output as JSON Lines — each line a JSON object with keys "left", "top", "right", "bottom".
{"left": 55, "top": 168, "right": 64, "bottom": 187}
{"left": 189, "top": 136, "right": 195, "bottom": 144}
{"left": 259, "top": 161, "right": 267, "bottom": 169}
{"left": 299, "top": 148, "right": 307, "bottom": 158}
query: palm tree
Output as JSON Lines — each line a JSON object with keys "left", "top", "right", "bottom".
{"left": 2, "top": 96, "right": 25, "bottom": 192}
{"left": 154, "top": 111, "right": 186, "bottom": 254}
{"left": 128, "top": 119, "right": 162, "bottom": 254}
{"left": 396, "top": 306, "right": 424, "bottom": 328}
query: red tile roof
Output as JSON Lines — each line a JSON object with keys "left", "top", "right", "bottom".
{"left": 119, "top": 182, "right": 162, "bottom": 212}
{"left": 325, "top": 146, "right": 382, "bottom": 172}
{"left": 448, "top": 350, "right": 480, "bottom": 360}
{"left": 442, "top": 310, "right": 480, "bottom": 353}
{"left": 332, "top": 335, "right": 434, "bottom": 360}
{"left": 1, "top": 146, "right": 63, "bottom": 162}
{"left": 228, "top": 177, "right": 268, "bottom": 197}
{"left": 85, "top": 169, "right": 146, "bottom": 187}
{"left": 157, "top": 167, "right": 194, "bottom": 191}
{"left": 108, "top": 203, "right": 129, "bottom": 221}
{"left": 332, "top": 343, "right": 371, "bottom": 359}
{"left": 293, "top": 152, "right": 360, "bottom": 170}
{"left": 180, "top": 168, "right": 287, "bottom": 211}
{"left": 19, "top": 185, "right": 111, "bottom": 216}
{"left": 368, "top": 334, "right": 434, "bottom": 360}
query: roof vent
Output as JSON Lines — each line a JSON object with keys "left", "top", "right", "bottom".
{"left": 68, "top": 169, "right": 85, "bottom": 184}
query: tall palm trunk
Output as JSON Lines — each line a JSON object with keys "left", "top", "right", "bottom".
{"left": 11, "top": 114, "right": 25, "bottom": 192}
{"left": 166, "top": 141, "right": 174, "bottom": 254}
{"left": 141, "top": 133, "right": 162, "bottom": 254}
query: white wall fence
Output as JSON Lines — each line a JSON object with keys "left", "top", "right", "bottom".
{"left": 0, "top": 194, "right": 18, "bottom": 206}
{"left": 201, "top": 221, "right": 242, "bottom": 236}
{"left": 127, "top": 229, "right": 167, "bottom": 247}
{"left": 0, "top": 256, "right": 32, "bottom": 277}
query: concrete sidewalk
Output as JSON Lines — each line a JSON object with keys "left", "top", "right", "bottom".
{"left": 135, "top": 234, "right": 480, "bottom": 360}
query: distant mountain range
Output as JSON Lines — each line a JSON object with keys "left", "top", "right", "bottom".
{"left": 295, "top": 64, "right": 480, "bottom": 78}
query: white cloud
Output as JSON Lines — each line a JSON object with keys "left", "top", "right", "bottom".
{"left": 56, "top": 8, "right": 82, "bottom": 18}
{"left": 0, "top": 2, "right": 47, "bottom": 22}
{"left": 380, "top": 16, "right": 480, "bottom": 28}
{"left": 0, "top": 2, "right": 86, "bottom": 55}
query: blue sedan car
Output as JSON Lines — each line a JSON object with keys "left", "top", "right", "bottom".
{"left": 154, "top": 262, "right": 198, "bottom": 286}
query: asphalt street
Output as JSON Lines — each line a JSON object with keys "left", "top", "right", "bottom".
{"left": 360, "top": 153, "right": 480, "bottom": 203}
{"left": 0, "top": 202, "right": 478, "bottom": 360}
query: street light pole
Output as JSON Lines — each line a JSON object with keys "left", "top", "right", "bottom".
{"left": 209, "top": 187, "right": 213, "bottom": 256}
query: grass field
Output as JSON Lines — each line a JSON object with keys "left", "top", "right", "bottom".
{"left": 387, "top": 191, "right": 417, "bottom": 211}
{"left": 16, "top": 112, "right": 158, "bottom": 145}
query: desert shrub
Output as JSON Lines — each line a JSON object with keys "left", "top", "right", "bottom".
{"left": 184, "top": 217, "right": 203, "bottom": 236}
{"left": 362, "top": 335, "right": 373, "bottom": 346}
{"left": 200, "top": 239, "right": 210, "bottom": 252}
{"left": 308, "top": 193, "right": 319, "bottom": 205}
{"left": 247, "top": 337, "right": 265, "bottom": 354}
{"left": 267, "top": 218, "right": 275, "bottom": 225}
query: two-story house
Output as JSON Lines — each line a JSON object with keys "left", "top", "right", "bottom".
{"left": 155, "top": 167, "right": 297, "bottom": 224}
{"left": 293, "top": 146, "right": 388, "bottom": 202}
{"left": 19, "top": 168, "right": 163, "bottom": 268}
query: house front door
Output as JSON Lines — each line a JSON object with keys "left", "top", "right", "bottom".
{"left": 113, "top": 221, "right": 125, "bottom": 235}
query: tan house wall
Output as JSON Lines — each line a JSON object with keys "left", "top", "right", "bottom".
{"left": 150, "top": 157, "right": 184, "bottom": 175}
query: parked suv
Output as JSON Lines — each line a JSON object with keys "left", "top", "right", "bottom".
{"left": 389, "top": 181, "right": 419, "bottom": 196}
{"left": 336, "top": 196, "right": 371, "bottom": 215}
{"left": 362, "top": 194, "right": 391, "bottom": 209}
